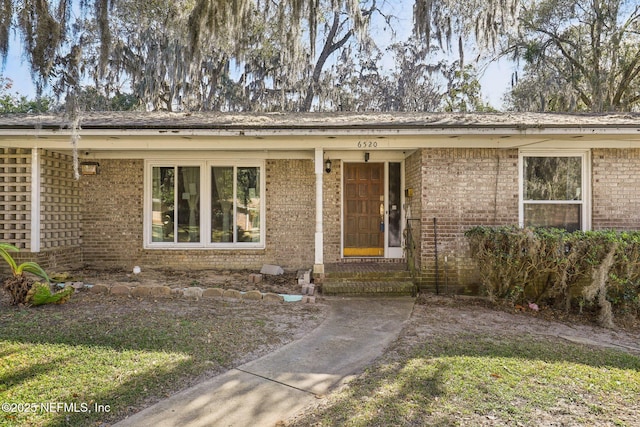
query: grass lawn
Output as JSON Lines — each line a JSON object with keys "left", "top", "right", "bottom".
{"left": 2, "top": 289, "right": 639, "bottom": 427}
{"left": 290, "top": 333, "right": 640, "bottom": 426}
{"left": 0, "top": 292, "right": 324, "bottom": 427}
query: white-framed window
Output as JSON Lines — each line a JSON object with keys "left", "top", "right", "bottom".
{"left": 145, "top": 160, "right": 265, "bottom": 249}
{"left": 519, "top": 150, "right": 590, "bottom": 232}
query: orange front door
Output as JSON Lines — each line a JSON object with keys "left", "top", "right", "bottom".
{"left": 344, "top": 163, "right": 384, "bottom": 257}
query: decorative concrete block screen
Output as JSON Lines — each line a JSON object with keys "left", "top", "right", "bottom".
{"left": 0, "top": 148, "right": 31, "bottom": 250}
{"left": 40, "top": 150, "right": 81, "bottom": 249}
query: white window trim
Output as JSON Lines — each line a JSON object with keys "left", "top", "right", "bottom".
{"left": 518, "top": 149, "right": 591, "bottom": 231}
{"left": 144, "top": 160, "right": 266, "bottom": 249}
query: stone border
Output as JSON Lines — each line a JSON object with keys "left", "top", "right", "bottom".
{"left": 85, "top": 284, "right": 317, "bottom": 303}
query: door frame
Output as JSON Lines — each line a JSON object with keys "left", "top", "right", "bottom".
{"left": 340, "top": 157, "right": 405, "bottom": 259}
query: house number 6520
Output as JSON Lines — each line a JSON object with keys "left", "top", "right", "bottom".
{"left": 357, "top": 141, "right": 378, "bottom": 148}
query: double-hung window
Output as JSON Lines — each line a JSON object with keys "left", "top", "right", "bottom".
{"left": 146, "top": 161, "right": 264, "bottom": 248}
{"left": 519, "top": 150, "right": 590, "bottom": 232}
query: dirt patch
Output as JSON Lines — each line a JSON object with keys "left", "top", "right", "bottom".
{"left": 404, "top": 294, "right": 640, "bottom": 355}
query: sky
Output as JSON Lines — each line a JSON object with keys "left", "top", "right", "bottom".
{"left": 1, "top": 2, "right": 514, "bottom": 110}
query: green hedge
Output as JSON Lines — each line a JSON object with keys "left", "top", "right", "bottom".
{"left": 464, "top": 226, "right": 640, "bottom": 327}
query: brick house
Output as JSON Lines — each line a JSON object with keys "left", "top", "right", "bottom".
{"left": 1, "top": 112, "right": 639, "bottom": 294}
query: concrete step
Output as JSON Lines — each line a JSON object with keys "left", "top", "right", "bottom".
{"left": 322, "top": 280, "right": 417, "bottom": 297}
{"left": 324, "top": 270, "right": 413, "bottom": 281}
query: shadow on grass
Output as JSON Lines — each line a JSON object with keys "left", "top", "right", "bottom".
{"left": 289, "top": 333, "right": 640, "bottom": 427}
{"left": 0, "top": 297, "right": 292, "bottom": 427}
{"left": 0, "top": 354, "right": 67, "bottom": 391}
{"left": 420, "top": 332, "right": 640, "bottom": 372}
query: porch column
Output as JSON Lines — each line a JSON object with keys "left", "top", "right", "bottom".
{"left": 30, "top": 148, "right": 41, "bottom": 252}
{"left": 313, "top": 147, "right": 324, "bottom": 275}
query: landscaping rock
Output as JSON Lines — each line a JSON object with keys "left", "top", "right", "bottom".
{"left": 131, "top": 287, "right": 152, "bottom": 297}
{"left": 89, "top": 284, "right": 109, "bottom": 294}
{"left": 223, "top": 289, "right": 243, "bottom": 299}
{"left": 183, "top": 287, "right": 203, "bottom": 299}
{"left": 243, "top": 290, "right": 263, "bottom": 301}
{"left": 249, "top": 273, "right": 263, "bottom": 283}
{"left": 301, "top": 284, "right": 315, "bottom": 296}
{"left": 110, "top": 285, "right": 131, "bottom": 295}
{"left": 260, "top": 264, "right": 284, "bottom": 275}
{"left": 149, "top": 286, "right": 171, "bottom": 297}
{"left": 263, "top": 293, "right": 284, "bottom": 303}
{"left": 203, "top": 288, "right": 224, "bottom": 298}
{"left": 297, "top": 269, "right": 312, "bottom": 285}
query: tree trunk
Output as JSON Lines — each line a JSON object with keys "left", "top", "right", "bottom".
{"left": 3, "top": 275, "right": 33, "bottom": 305}
{"left": 301, "top": 12, "right": 353, "bottom": 112}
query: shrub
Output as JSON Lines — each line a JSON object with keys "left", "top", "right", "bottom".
{"left": 465, "top": 227, "right": 640, "bottom": 327}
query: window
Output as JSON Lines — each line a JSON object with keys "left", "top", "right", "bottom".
{"left": 146, "top": 161, "right": 264, "bottom": 248}
{"left": 211, "top": 166, "right": 261, "bottom": 244}
{"left": 151, "top": 166, "right": 200, "bottom": 243}
{"left": 519, "top": 151, "right": 590, "bottom": 232}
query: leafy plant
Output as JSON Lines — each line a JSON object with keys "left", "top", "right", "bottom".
{"left": 25, "top": 282, "right": 74, "bottom": 306}
{"left": 465, "top": 227, "right": 640, "bottom": 327}
{"left": 1, "top": 242, "right": 51, "bottom": 305}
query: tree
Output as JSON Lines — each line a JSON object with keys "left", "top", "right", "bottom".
{"left": 1, "top": 1, "right": 518, "bottom": 107}
{"left": 505, "top": 0, "right": 640, "bottom": 112}
{"left": 0, "top": 77, "right": 51, "bottom": 113}
{"left": 72, "top": 87, "right": 139, "bottom": 111}
{"left": 442, "top": 63, "right": 496, "bottom": 112}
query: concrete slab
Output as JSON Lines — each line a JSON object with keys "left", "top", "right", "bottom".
{"left": 115, "top": 370, "right": 314, "bottom": 427}
{"left": 114, "top": 296, "right": 415, "bottom": 427}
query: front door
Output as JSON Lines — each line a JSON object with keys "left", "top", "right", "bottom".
{"left": 344, "top": 163, "right": 384, "bottom": 256}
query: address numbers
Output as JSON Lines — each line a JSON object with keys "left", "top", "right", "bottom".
{"left": 357, "top": 141, "right": 378, "bottom": 148}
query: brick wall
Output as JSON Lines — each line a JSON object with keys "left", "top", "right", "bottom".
{"left": 323, "top": 159, "right": 342, "bottom": 263}
{"left": 80, "top": 158, "right": 144, "bottom": 267}
{"left": 265, "top": 159, "right": 316, "bottom": 268}
{"left": 7, "top": 145, "right": 639, "bottom": 282}
{"left": 592, "top": 148, "right": 640, "bottom": 230}
{"left": 417, "top": 148, "right": 519, "bottom": 293}
{"left": 404, "top": 151, "right": 423, "bottom": 272}
{"left": 80, "top": 158, "right": 318, "bottom": 271}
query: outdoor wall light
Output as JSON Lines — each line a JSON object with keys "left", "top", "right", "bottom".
{"left": 80, "top": 161, "right": 100, "bottom": 176}
{"left": 364, "top": 152, "right": 370, "bottom": 162}
{"left": 325, "top": 158, "right": 332, "bottom": 173}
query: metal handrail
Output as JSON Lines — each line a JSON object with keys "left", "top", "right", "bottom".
{"left": 404, "top": 218, "right": 421, "bottom": 282}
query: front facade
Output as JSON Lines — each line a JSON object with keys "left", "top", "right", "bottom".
{"left": 2, "top": 112, "right": 640, "bottom": 293}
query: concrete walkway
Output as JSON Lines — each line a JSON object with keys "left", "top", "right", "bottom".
{"left": 114, "top": 296, "right": 415, "bottom": 427}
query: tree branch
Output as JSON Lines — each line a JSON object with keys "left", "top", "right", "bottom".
{"left": 302, "top": 11, "right": 353, "bottom": 112}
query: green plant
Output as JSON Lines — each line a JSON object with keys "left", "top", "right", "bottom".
{"left": 26, "top": 282, "right": 74, "bottom": 306}
{"left": 464, "top": 227, "right": 640, "bottom": 327}
{"left": 0, "top": 242, "right": 51, "bottom": 305}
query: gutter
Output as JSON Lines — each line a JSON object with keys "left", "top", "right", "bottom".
{"left": 1, "top": 125, "right": 640, "bottom": 138}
